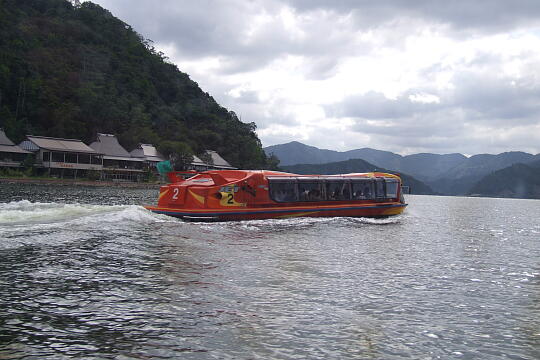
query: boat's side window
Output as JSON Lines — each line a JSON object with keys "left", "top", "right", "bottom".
{"left": 375, "top": 179, "right": 386, "bottom": 199}
{"left": 269, "top": 181, "right": 297, "bottom": 202}
{"left": 298, "top": 181, "right": 323, "bottom": 202}
{"left": 351, "top": 180, "right": 375, "bottom": 200}
{"left": 385, "top": 179, "right": 399, "bottom": 199}
{"left": 326, "top": 181, "right": 350, "bottom": 201}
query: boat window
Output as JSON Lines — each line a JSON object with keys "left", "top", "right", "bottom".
{"left": 351, "top": 179, "right": 375, "bottom": 200}
{"left": 298, "top": 181, "right": 323, "bottom": 201}
{"left": 326, "top": 180, "right": 350, "bottom": 201}
{"left": 375, "top": 179, "right": 386, "bottom": 199}
{"left": 385, "top": 179, "right": 399, "bottom": 198}
{"left": 269, "top": 176, "right": 399, "bottom": 203}
{"left": 269, "top": 180, "right": 297, "bottom": 202}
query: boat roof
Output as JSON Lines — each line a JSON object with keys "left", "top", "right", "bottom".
{"left": 266, "top": 172, "right": 401, "bottom": 180}
{"left": 174, "top": 170, "right": 400, "bottom": 186}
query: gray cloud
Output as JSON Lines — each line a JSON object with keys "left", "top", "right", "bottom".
{"left": 326, "top": 91, "right": 440, "bottom": 119}
{"left": 287, "top": 0, "right": 540, "bottom": 34}
{"left": 92, "top": 0, "right": 369, "bottom": 74}
{"left": 94, "top": 0, "right": 540, "bottom": 73}
{"left": 450, "top": 72, "right": 540, "bottom": 123}
{"left": 324, "top": 66, "right": 540, "bottom": 154}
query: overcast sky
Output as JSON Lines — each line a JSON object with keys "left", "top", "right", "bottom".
{"left": 90, "top": 0, "right": 540, "bottom": 155}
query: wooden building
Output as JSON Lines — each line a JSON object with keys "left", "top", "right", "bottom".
{"left": 0, "top": 128, "right": 31, "bottom": 168}
{"left": 89, "top": 133, "right": 144, "bottom": 181}
{"left": 19, "top": 135, "right": 102, "bottom": 178}
{"left": 191, "top": 150, "right": 236, "bottom": 171}
{"left": 129, "top": 143, "right": 165, "bottom": 170}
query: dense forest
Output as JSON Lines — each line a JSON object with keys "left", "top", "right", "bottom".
{"left": 0, "top": 0, "right": 275, "bottom": 169}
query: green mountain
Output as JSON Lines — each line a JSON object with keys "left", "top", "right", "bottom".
{"left": 282, "top": 158, "right": 435, "bottom": 195}
{"left": 429, "top": 152, "right": 538, "bottom": 195}
{"left": 0, "top": 0, "right": 269, "bottom": 168}
{"left": 468, "top": 161, "right": 540, "bottom": 199}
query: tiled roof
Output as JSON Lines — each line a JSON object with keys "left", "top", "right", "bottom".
{"left": 130, "top": 144, "right": 165, "bottom": 162}
{"left": 0, "top": 144, "right": 30, "bottom": 154}
{"left": 89, "top": 133, "right": 131, "bottom": 157}
{"left": 25, "top": 135, "right": 96, "bottom": 153}
{"left": 206, "top": 150, "right": 234, "bottom": 168}
{"left": 0, "top": 129, "right": 29, "bottom": 154}
{"left": 0, "top": 129, "right": 16, "bottom": 146}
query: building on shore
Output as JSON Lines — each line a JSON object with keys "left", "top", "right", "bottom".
{"left": 191, "top": 150, "right": 236, "bottom": 171}
{"left": 89, "top": 133, "right": 144, "bottom": 182}
{"left": 0, "top": 128, "right": 31, "bottom": 168}
{"left": 19, "top": 135, "right": 103, "bottom": 178}
{"left": 129, "top": 143, "right": 165, "bottom": 171}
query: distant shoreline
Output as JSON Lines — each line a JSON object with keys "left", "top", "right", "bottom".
{"left": 0, "top": 177, "right": 162, "bottom": 189}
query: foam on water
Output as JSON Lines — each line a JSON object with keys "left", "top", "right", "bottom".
{"left": 0, "top": 200, "right": 173, "bottom": 226}
{"left": 0, "top": 200, "right": 178, "bottom": 249}
{"left": 199, "top": 213, "right": 402, "bottom": 232}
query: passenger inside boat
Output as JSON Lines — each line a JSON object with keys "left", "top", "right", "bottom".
{"left": 326, "top": 181, "right": 348, "bottom": 200}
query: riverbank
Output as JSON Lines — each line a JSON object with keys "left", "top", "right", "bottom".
{"left": 0, "top": 177, "right": 162, "bottom": 189}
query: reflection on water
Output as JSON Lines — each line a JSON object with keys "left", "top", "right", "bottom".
{"left": 0, "top": 183, "right": 539, "bottom": 359}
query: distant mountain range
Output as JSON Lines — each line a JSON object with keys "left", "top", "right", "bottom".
{"left": 469, "top": 160, "right": 540, "bottom": 199}
{"left": 265, "top": 141, "right": 540, "bottom": 198}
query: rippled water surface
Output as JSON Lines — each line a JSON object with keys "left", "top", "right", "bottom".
{"left": 0, "top": 183, "right": 539, "bottom": 359}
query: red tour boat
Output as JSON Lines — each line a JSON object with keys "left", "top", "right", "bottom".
{"left": 145, "top": 170, "right": 407, "bottom": 221}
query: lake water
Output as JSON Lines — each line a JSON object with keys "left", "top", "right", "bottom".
{"left": 0, "top": 183, "right": 539, "bottom": 359}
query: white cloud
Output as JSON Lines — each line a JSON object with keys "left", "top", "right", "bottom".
{"left": 90, "top": 0, "right": 540, "bottom": 155}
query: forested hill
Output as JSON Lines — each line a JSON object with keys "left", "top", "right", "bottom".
{"left": 0, "top": 0, "right": 269, "bottom": 168}
{"left": 468, "top": 161, "right": 540, "bottom": 199}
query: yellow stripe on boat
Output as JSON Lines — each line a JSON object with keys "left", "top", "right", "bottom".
{"left": 189, "top": 189, "right": 205, "bottom": 205}
{"left": 158, "top": 189, "right": 169, "bottom": 200}
{"left": 381, "top": 206, "right": 405, "bottom": 215}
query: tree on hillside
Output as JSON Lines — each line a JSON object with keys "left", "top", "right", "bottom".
{"left": 158, "top": 141, "right": 194, "bottom": 171}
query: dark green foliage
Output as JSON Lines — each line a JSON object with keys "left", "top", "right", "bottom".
{"left": 0, "top": 0, "right": 272, "bottom": 168}
{"left": 265, "top": 153, "right": 280, "bottom": 171}
{"left": 198, "top": 152, "right": 213, "bottom": 166}
{"left": 21, "top": 153, "right": 35, "bottom": 171}
{"left": 158, "top": 141, "right": 194, "bottom": 171}
{"left": 282, "top": 158, "right": 435, "bottom": 195}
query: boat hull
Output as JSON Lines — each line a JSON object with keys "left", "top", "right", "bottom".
{"left": 145, "top": 202, "right": 407, "bottom": 222}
